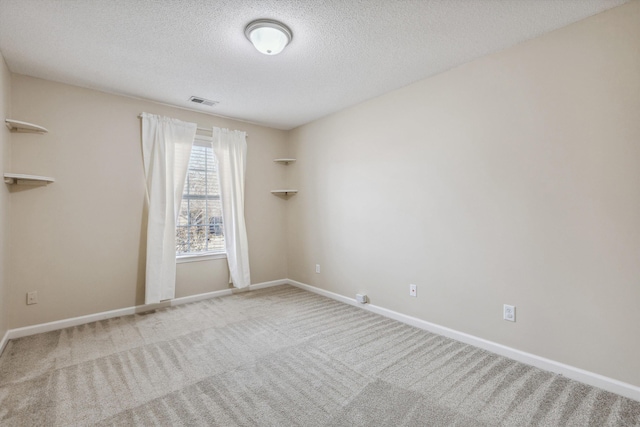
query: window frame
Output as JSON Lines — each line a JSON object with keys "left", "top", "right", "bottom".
{"left": 176, "top": 134, "right": 226, "bottom": 261}
{"left": 176, "top": 252, "right": 226, "bottom": 264}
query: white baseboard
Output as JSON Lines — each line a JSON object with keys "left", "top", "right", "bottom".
{"left": 0, "top": 330, "right": 9, "bottom": 356}
{"left": 7, "top": 306, "right": 141, "bottom": 341}
{"left": 4, "top": 277, "right": 638, "bottom": 402}
{"left": 2, "top": 279, "right": 284, "bottom": 346}
{"left": 170, "top": 288, "right": 232, "bottom": 305}
{"left": 249, "top": 279, "right": 289, "bottom": 290}
{"left": 286, "top": 279, "right": 640, "bottom": 403}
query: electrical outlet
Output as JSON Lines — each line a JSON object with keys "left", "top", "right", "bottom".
{"left": 315, "top": 264, "right": 320, "bottom": 274}
{"left": 27, "top": 291, "right": 38, "bottom": 305}
{"left": 409, "top": 284, "right": 417, "bottom": 297}
{"left": 503, "top": 304, "right": 515, "bottom": 322}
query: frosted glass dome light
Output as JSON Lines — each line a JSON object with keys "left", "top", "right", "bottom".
{"left": 245, "top": 19, "right": 292, "bottom": 55}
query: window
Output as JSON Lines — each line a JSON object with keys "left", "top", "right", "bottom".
{"left": 176, "top": 139, "right": 224, "bottom": 256}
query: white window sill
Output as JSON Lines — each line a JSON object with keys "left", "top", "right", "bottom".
{"left": 176, "top": 252, "right": 227, "bottom": 264}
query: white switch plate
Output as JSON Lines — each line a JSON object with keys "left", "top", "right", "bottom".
{"left": 409, "top": 284, "right": 417, "bottom": 297}
{"left": 315, "top": 264, "right": 320, "bottom": 274}
{"left": 503, "top": 304, "right": 515, "bottom": 322}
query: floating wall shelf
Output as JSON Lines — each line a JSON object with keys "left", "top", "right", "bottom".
{"left": 273, "top": 158, "right": 296, "bottom": 164}
{"left": 5, "top": 119, "right": 49, "bottom": 134}
{"left": 271, "top": 189, "right": 298, "bottom": 196}
{"left": 272, "top": 158, "right": 297, "bottom": 197}
{"left": 4, "top": 173, "right": 55, "bottom": 185}
{"left": 4, "top": 118, "right": 54, "bottom": 187}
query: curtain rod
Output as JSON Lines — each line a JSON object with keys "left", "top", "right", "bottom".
{"left": 137, "top": 114, "right": 248, "bottom": 137}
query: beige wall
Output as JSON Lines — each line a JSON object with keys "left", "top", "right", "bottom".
{"left": 8, "top": 75, "right": 288, "bottom": 328}
{"left": 287, "top": 2, "right": 640, "bottom": 387}
{"left": 3, "top": 0, "right": 638, "bottom": 389}
{"left": 0, "top": 52, "right": 11, "bottom": 338}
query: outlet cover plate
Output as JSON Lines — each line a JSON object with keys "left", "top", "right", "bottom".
{"left": 27, "top": 291, "right": 38, "bottom": 305}
{"left": 503, "top": 304, "right": 515, "bottom": 322}
{"left": 409, "top": 284, "right": 417, "bottom": 297}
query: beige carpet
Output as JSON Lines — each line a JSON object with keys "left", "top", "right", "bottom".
{"left": 0, "top": 285, "right": 638, "bottom": 426}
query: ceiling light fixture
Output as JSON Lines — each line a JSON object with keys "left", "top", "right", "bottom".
{"left": 244, "top": 19, "right": 292, "bottom": 55}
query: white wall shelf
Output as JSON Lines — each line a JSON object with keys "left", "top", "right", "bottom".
{"left": 273, "top": 159, "right": 297, "bottom": 196}
{"left": 4, "top": 118, "right": 53, "bottom": 186}
{"left": 273, "top": 158, "right": 296, "bottom": 164}
{"left": 271, "top": 189, "right": 298, "bottom": 196}
{"left": 4, "top": 173, "right": 55, "bottom": 185}
{"left": 5, "top": 119, "right": 49, "bottom": 134}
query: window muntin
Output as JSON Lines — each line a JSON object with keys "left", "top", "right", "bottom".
{"left": 176, "top": 142, "right": 225, "bottom": 255}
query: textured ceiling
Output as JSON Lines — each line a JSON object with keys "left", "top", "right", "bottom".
{"left": 0, "top": 0, "right": 629, "bottom": 130}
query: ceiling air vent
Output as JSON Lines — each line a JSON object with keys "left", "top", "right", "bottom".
{"left": 189, "top": 96, "right": 219, "bottom": 107}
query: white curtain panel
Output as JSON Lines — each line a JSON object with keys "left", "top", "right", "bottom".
{"left": 141, "top": 113, "right": 197, "bottom": 304}
{"left": 211, "top": 127, "right": 251, "bottom": 288}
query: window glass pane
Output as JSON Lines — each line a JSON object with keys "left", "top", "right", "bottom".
{"left": 177, "top": 199, "right": 189, "bottom": 226}
{"left": 176, "top": 226, "right": 189, "bottom": 253}
{"left": 190, "top": 146, "right": 207, "bottom": 170}
{"left": 207, "top": 200, "right": 222, "bottom": 221}
{"left": 187, "top": 170, "right": 206, "bottom": 195}
{"left": 188, "top": 226, "right": 208, "bottom": 253}
{"left": 208, "top": 236, "right": 224, "bottom": 252}
{"left": 177, "top": 144, "right": 225, "bottom": 255}
{"left": 207, "top": 168, "right": 218, "bottom": 193}
{"left": 189, "top": 200, "right": 206, "bottom": 225}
